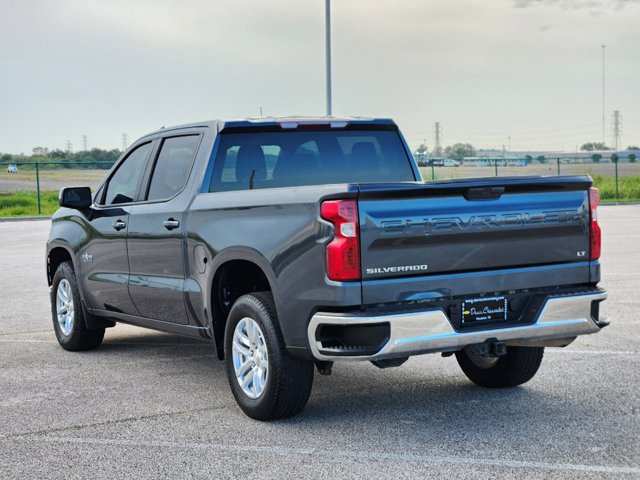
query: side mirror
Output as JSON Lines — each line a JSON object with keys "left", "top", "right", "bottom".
{"left": 59, "top": 187, "right": 92, "bottom": 209}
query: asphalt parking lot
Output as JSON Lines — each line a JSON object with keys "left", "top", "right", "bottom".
{"left": 0, "top": 206, "right": 639, "bottom": 479}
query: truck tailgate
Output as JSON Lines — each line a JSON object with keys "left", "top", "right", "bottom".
{"left": 358, "top": 176, "right": 591, "bottom": 281}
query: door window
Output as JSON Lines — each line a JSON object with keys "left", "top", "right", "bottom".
{"left": 104, "top": 142, "right": 152, "bottom": 205}
{"left": 147, "top": 135, "right": 201, "bottom": 201}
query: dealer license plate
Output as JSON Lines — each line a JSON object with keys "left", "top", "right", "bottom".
{"left": 462, "top": 296, "right": 508, "bottom": 324}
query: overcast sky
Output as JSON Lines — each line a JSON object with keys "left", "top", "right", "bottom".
{"left": 1, "top": 0, "right": 639, "bottom": 154}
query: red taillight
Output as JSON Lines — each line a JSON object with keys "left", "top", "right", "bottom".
{"left": 589, "top": 187, "right": 601, "bottom": 260}
{"left": 320, "top": 199, "right": 360, "bottom": 281}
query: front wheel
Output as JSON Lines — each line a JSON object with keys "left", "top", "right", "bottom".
{"left": 224, "top": 292, "right": 314, "bottom": 420}
{"left": 455, "top": 345, "right": 544, "bottom": 388}
{"left": 51, "top": 261, "right": 104, "bottom": 351}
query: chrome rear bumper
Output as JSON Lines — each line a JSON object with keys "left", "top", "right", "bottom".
{"left": 308, "top": 291, "right": 607, "bottom": 361}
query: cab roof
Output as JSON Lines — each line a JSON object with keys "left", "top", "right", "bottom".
{"left": 142, "top": 116, "right": 397, "bottom": 138}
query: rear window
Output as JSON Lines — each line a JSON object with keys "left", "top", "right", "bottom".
{"left": 209, "top": 129, "right": 415, "bottom": 192}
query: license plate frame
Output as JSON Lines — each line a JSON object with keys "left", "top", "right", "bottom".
{"left": 462, "top": 296, "right": 508, "bottom": 324}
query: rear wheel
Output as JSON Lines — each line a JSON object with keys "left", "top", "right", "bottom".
{"left": 51, "top": 261, "right": 104, "bottom": 351}
{"left": 224, "top": 292, "right": 314, "bottom": 420}
{"left": 455, "top": 345, "right": 544, "bottom": 388}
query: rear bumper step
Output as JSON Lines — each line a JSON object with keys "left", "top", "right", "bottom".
{"left": 307, "top": 291, "right": 607, "bottom": 361}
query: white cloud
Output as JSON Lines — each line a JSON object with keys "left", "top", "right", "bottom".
{"left": 512, "top": 0, "right": 640, "bottom": 10}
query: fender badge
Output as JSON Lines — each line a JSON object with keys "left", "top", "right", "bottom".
{"left": 81, "top": 252, "right": 93, "bottom": 263}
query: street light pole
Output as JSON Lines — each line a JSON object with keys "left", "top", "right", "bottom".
{"left": 602, "top": 45, "right": 606, "bottom": 144}
{"left": 325, "top": 0, "right": 332, "bottom": 116}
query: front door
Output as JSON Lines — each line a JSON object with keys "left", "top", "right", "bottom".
{"left": 81, "top": 141, "right": 154, "bottom": 315}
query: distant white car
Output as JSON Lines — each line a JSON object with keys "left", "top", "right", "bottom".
{"left": 506, "top": 160, "right": 526, "bottom": 167}
{"left": 444, "top": 159, "right": 460, "bottom": 167}
{"left": 7, "top": 164, "right": 18, "bottom": 174}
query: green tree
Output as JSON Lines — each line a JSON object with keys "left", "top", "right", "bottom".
{"left": 47, "top": 149, "right": 66, "bottom": 159}
{"left": 444, "top": 143, "right": 476, "bottom": 160}
{"left": 1, "top": 153, "right": 12, "bottom": 162}
{"left": 628, "top": 146, "right": 639, "bottom": 150}
{"left": 591, "top": 153, "right": 602, "bottom": 163}
{"left": 581, "top": 142, "right": 611, "bottom": 151}
{"left": 629, "top": 154, "right": 637, "bottom": 163}
{"left": 611, "top": 153, "right": 619, "bottom": 163}
{"left": 536, "top": 155, "right": 547, "bottom": 164}
{"left": 415, "top": 143, "right": 428, "bottom": 155}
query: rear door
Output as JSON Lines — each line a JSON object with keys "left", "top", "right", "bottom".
{"left": 126, "top": 134, "right": 202, "bottom": 323}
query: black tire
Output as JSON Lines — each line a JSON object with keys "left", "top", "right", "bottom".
{"left": 224, "top": 292, "right": 314, "bottom": 420}
{"left": 51, "top": 261, "right": 104, "bottom": 351}
{"left": 455, "top": 345, "right": 544, "bottom": 388}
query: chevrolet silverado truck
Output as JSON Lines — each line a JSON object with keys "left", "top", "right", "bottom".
{"left": 46, "top": 117, "right": 608, "bottom": 420}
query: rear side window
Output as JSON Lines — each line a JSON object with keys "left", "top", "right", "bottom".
{"left": 104, "top": 142, "right": 152, "bottom": 205}
{"left": 209, "top": 129, "right": 414, "bottom": 192}
{"left": 147, "top": 135, "right": 201, "bottom": 201}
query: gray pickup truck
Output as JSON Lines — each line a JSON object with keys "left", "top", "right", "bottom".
{"left": 46, "top": 117, "right": 607, "bottom": 420}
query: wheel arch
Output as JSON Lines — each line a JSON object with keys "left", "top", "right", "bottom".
{"left": 47, "top": 242, "right": 114, "bottom": 331}
{"left": 208, "top": 247, "right": 279, "bottom": 360}
{"left": 47, "top": 244, "right": 76, "bottom": 286}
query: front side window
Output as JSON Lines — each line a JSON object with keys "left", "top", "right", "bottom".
{"left": 147, "top": 135, "right": 201, "bottom": 201}
{"left": 104, "top": 142, "right": 152, "bottom": 205}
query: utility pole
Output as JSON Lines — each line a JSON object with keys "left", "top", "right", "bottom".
{"left": 122, "top": 133, "right": 129, "bottom": 152}
{"left": 508, "top": 136, "right": 511, "bottom": 153}
{"left": 82, "top": 135, "right": 88, "bottom": 151}
{"left": 433, "top": 122, "right": 442, "bottom": 157}
{"left": 66, "top": 140, "right": 73, "bottom": 153}
{"left": 325, "top": 0, "right": 332, "bottom": 116}
{"left": 612, "top": 110, "right": 622, "bottom": 151}
{"left": 602, "top": 45, "right": 606, "bottom": 144}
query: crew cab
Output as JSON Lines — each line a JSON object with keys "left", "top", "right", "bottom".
{"left": 46, "top": 117, "right": 608, "bottom": 420}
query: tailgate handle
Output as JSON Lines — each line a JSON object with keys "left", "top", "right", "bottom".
{"left": 465, "top": 186, "right": 505, "bottom": 201}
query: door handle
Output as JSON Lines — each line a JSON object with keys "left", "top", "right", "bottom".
{"left": 162, "top": 219, "right": 180, "bottom": 230}
{"left": 112, "top": 220, "right": 126, "bottom": 231}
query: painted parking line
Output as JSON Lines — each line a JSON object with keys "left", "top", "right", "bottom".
{"left": 546, "top": 349, "right": 637, "bottom": 355}
{"left": 7, "top": 435, "right": 640, "bottom": 475}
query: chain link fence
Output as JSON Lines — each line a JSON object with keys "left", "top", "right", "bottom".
{"left": 419, "top": 156, "right": 639, "bottom": 202}
{"left": 0, "top": 161, "right": 112, "bottom": 215}
{"left": 1, "top": 157, "right": 639, "bottom": 216}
